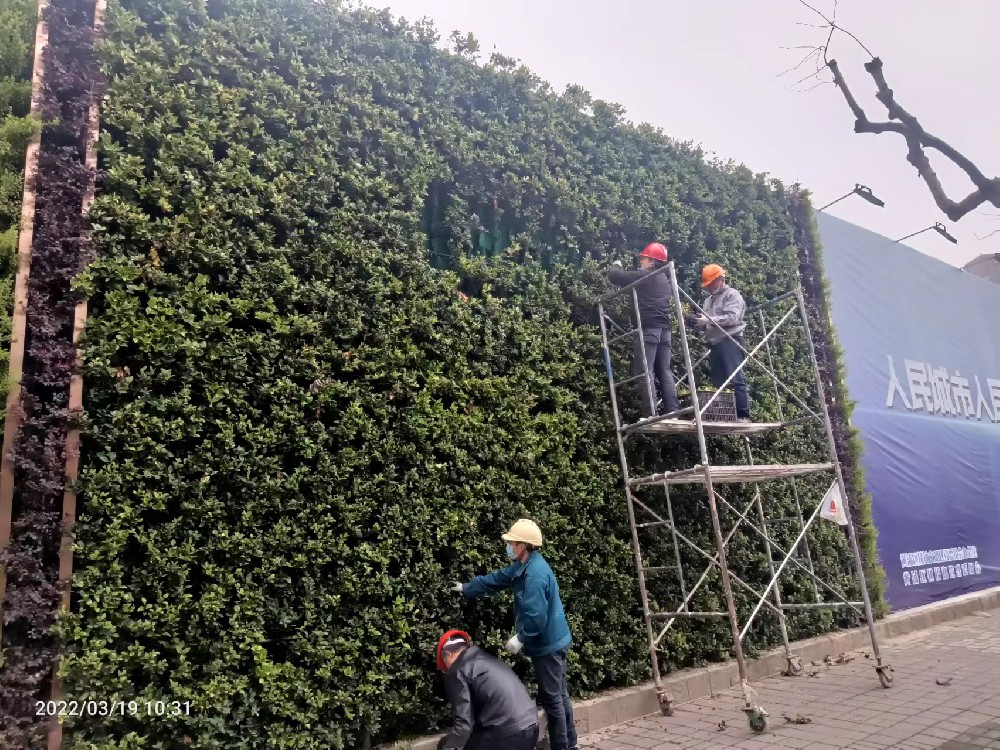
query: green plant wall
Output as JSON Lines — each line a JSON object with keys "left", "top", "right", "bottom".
{"left": 42, "top": 1, "right": 886, "bottom": 747}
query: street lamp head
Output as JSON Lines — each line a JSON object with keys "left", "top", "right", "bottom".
{"left": 818, "top": 184, "right": 886, "bottom": 212}
{"left": 896, "top": 222, "right": 960, "bottom": 244}
{"left": 853, "top": 184, "right": 885, "bottom": 208}
{"left": 932, "top": 222, "right": 958, "bottom": 244}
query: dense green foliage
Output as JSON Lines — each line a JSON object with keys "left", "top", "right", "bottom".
{"left": 0, "top": 0, "right": 37, "bottom": 414}
{"left": 46, "top": 0, "right": 884, "bottom": 747}
{"left": 790, "top": 187, "right": 887, "bottom": 615}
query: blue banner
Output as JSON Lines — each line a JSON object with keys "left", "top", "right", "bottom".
{"left": 817, "top": 212, "right": 1000, "bottom": 610}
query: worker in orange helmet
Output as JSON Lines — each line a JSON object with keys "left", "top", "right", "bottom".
{"left": 434, "top": 630, "right": 540, "bottom": 750}
{"left": 608, "top": 242, "right": 681, "bottom": 418}
{"left": 686, "top": 264, "right": 751, "bottom": 422}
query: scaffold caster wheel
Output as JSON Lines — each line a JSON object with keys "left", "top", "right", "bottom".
{"left": 658, "top": 694, "right": 675, "bottom": 717}
{"left": 747, "top": 708, "right": 769, "bottom": 733}
{"left": 787, "top": 656, "right": 803, "bottom": 676}
{"left": 878, "top": 668, "right": 894, "bottom": 689}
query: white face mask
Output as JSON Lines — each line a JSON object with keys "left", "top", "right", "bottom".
{"left": 505, "top": 543, "right": 517, "bottom": 560}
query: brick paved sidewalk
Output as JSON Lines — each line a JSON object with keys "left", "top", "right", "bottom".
{"left": 578, "top": 610, "right": 1000, "bottom": 750}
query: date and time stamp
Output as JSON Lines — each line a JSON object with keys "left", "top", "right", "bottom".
{"left": 33, "top": 699, "right": 193, "bottom": 718}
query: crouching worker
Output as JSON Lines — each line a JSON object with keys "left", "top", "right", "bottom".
{"left": 608, "top": 242, "right": 681, "bottom": 418}
{"left": 435, "top": 630, "right": 540, "bottom": 750}
{"left": 450, "top": 519, "right": 578, "bottom": 750}
{"left": 686, "top": 263, "right": 751, "bottom": 422}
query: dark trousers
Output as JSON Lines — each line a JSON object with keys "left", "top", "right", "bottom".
{"left": 633, "top": 327, "right": 680, "bottom": 417}
{"left": 533, "top": 650, "right": 577, "bottom": 750}
{"left": 465, "top": 724, "right": 539, "bottom": 750}
{"left": 709, "top": 334, "right": 750, "bottom": 418}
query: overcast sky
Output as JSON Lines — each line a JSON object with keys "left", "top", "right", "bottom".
{"left": 375, "top": 0, "right": 999, "bottom": 267}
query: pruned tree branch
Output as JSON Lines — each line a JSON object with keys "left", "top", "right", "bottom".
{"left": 828, "top": 57, "right": 1000, "bottom": 221}
{"left": 793, "top": 1, "right": 1000, "bottom": 222}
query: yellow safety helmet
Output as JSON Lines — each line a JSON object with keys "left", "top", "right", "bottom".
{"left": 502, "top": 519, "right": 543, "bottom": 547}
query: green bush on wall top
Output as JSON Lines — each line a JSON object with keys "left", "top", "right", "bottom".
{"left": 51, "top": 0, "right": 884, "bottom": 747}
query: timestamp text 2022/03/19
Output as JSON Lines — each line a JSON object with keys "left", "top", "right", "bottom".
{"left": 30, "top": 700, "right": 194, "bottom": 718}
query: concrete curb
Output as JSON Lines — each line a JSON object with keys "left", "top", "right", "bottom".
{"left": 382, "top": 586, "right": 1000, "bottom": 749}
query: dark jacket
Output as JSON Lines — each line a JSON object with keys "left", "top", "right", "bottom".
{"left": 439, "top": 645, "right": 539, "bottom": 750}
{"left": 608, "top": 265, "right": 673, "bottom": 330}
{"left": 462, "top": 551, "right": 572, "bottom": 658}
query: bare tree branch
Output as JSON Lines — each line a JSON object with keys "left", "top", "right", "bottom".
{"left": 788, "top": 66, "right": 827, "bottom": 90}
{"left": 780, "top": 42, "right": 831, "bottom": 91}
{"left": 801, "top": 80, "right": 834, "bottom": 93}
{"left": 779, "top": 46, "right": 825, "bottom": 78}
{"left": 974, "top": 214, "right": 1000, "bottom": 242}
{"left": 829, "top": 57, "right": 1000, "bottom": 221}
{"left": 795, "top": 0, "right": 874, "bottom": 60}
{"left": 792, "top": 1, "right": 1000, "bottom": 222}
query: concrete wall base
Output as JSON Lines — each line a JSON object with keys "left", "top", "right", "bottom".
{"left": 381, "top": 586, "right": 1000, "bottom": 749}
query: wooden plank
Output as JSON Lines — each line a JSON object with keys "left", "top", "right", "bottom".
{"left": 0, "top": 0, "right": 50, "bottom": 640}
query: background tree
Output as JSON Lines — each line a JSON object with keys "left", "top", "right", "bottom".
{"left": 788, "top": 0, "right": 999, "bottom": 224}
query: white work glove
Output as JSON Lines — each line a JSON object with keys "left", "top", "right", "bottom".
{"left": 505, "top": 634, "right": 523, "bottom": 655}
{"left": 450, "top": 581, "right": 464, "bottom": 595}
{"left": 611, "top": 259, "right": 622, "bottom": 267}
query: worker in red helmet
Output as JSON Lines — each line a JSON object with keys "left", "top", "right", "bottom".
{"left": 608, "top": 242, "right": 681, "bottom": 418}
{"left": 434, "top": 630, "right": 540, "bottom": 750}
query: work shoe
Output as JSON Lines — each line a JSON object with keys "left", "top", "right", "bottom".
{"left": 736, "top": 417, "right": 752, "bottom": 424}
{"left": 657, "top": 402, "right": 683, "bottom": 418}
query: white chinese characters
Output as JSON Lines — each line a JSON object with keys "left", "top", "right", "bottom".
{"left": 886, "top": 356, "right": 999, "bottom": 422}
{"left": 899, "top": 545, "right": 983, "bottom": 587}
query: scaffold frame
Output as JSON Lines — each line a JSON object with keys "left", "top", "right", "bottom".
{"left": 596, "top": 261, "right": 892, "bottom": 733}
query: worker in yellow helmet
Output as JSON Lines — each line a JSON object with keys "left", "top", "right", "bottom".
{"left": 686, "top": 264, "right": 751, "bottom": 422}
{"left": 450, "top": 519, "right": 578, "bottom": 750}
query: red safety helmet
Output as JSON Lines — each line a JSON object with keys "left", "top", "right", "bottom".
{"left": 436, "top": 629, "right": 471, "bottom": 671}
{"left": 638, "top": 242, "right": 668, "bottom": 262}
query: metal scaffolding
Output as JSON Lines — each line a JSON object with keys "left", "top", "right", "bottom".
{"left": 597, "top": 261, "right": 892, "bottom": 733}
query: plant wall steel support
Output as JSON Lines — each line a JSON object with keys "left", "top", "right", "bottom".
{"left": 0, "top": 0, "right": 49, "bottom": 646}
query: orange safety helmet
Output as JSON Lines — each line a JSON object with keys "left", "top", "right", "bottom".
{"left": 436, "top": 629, "right": 471, "bottom": 671}
{"left": 701, "top": 264, "right": 726, "bottom": 288}
{"left": 637, "top": 242, "right": 668, "bottom": 262}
